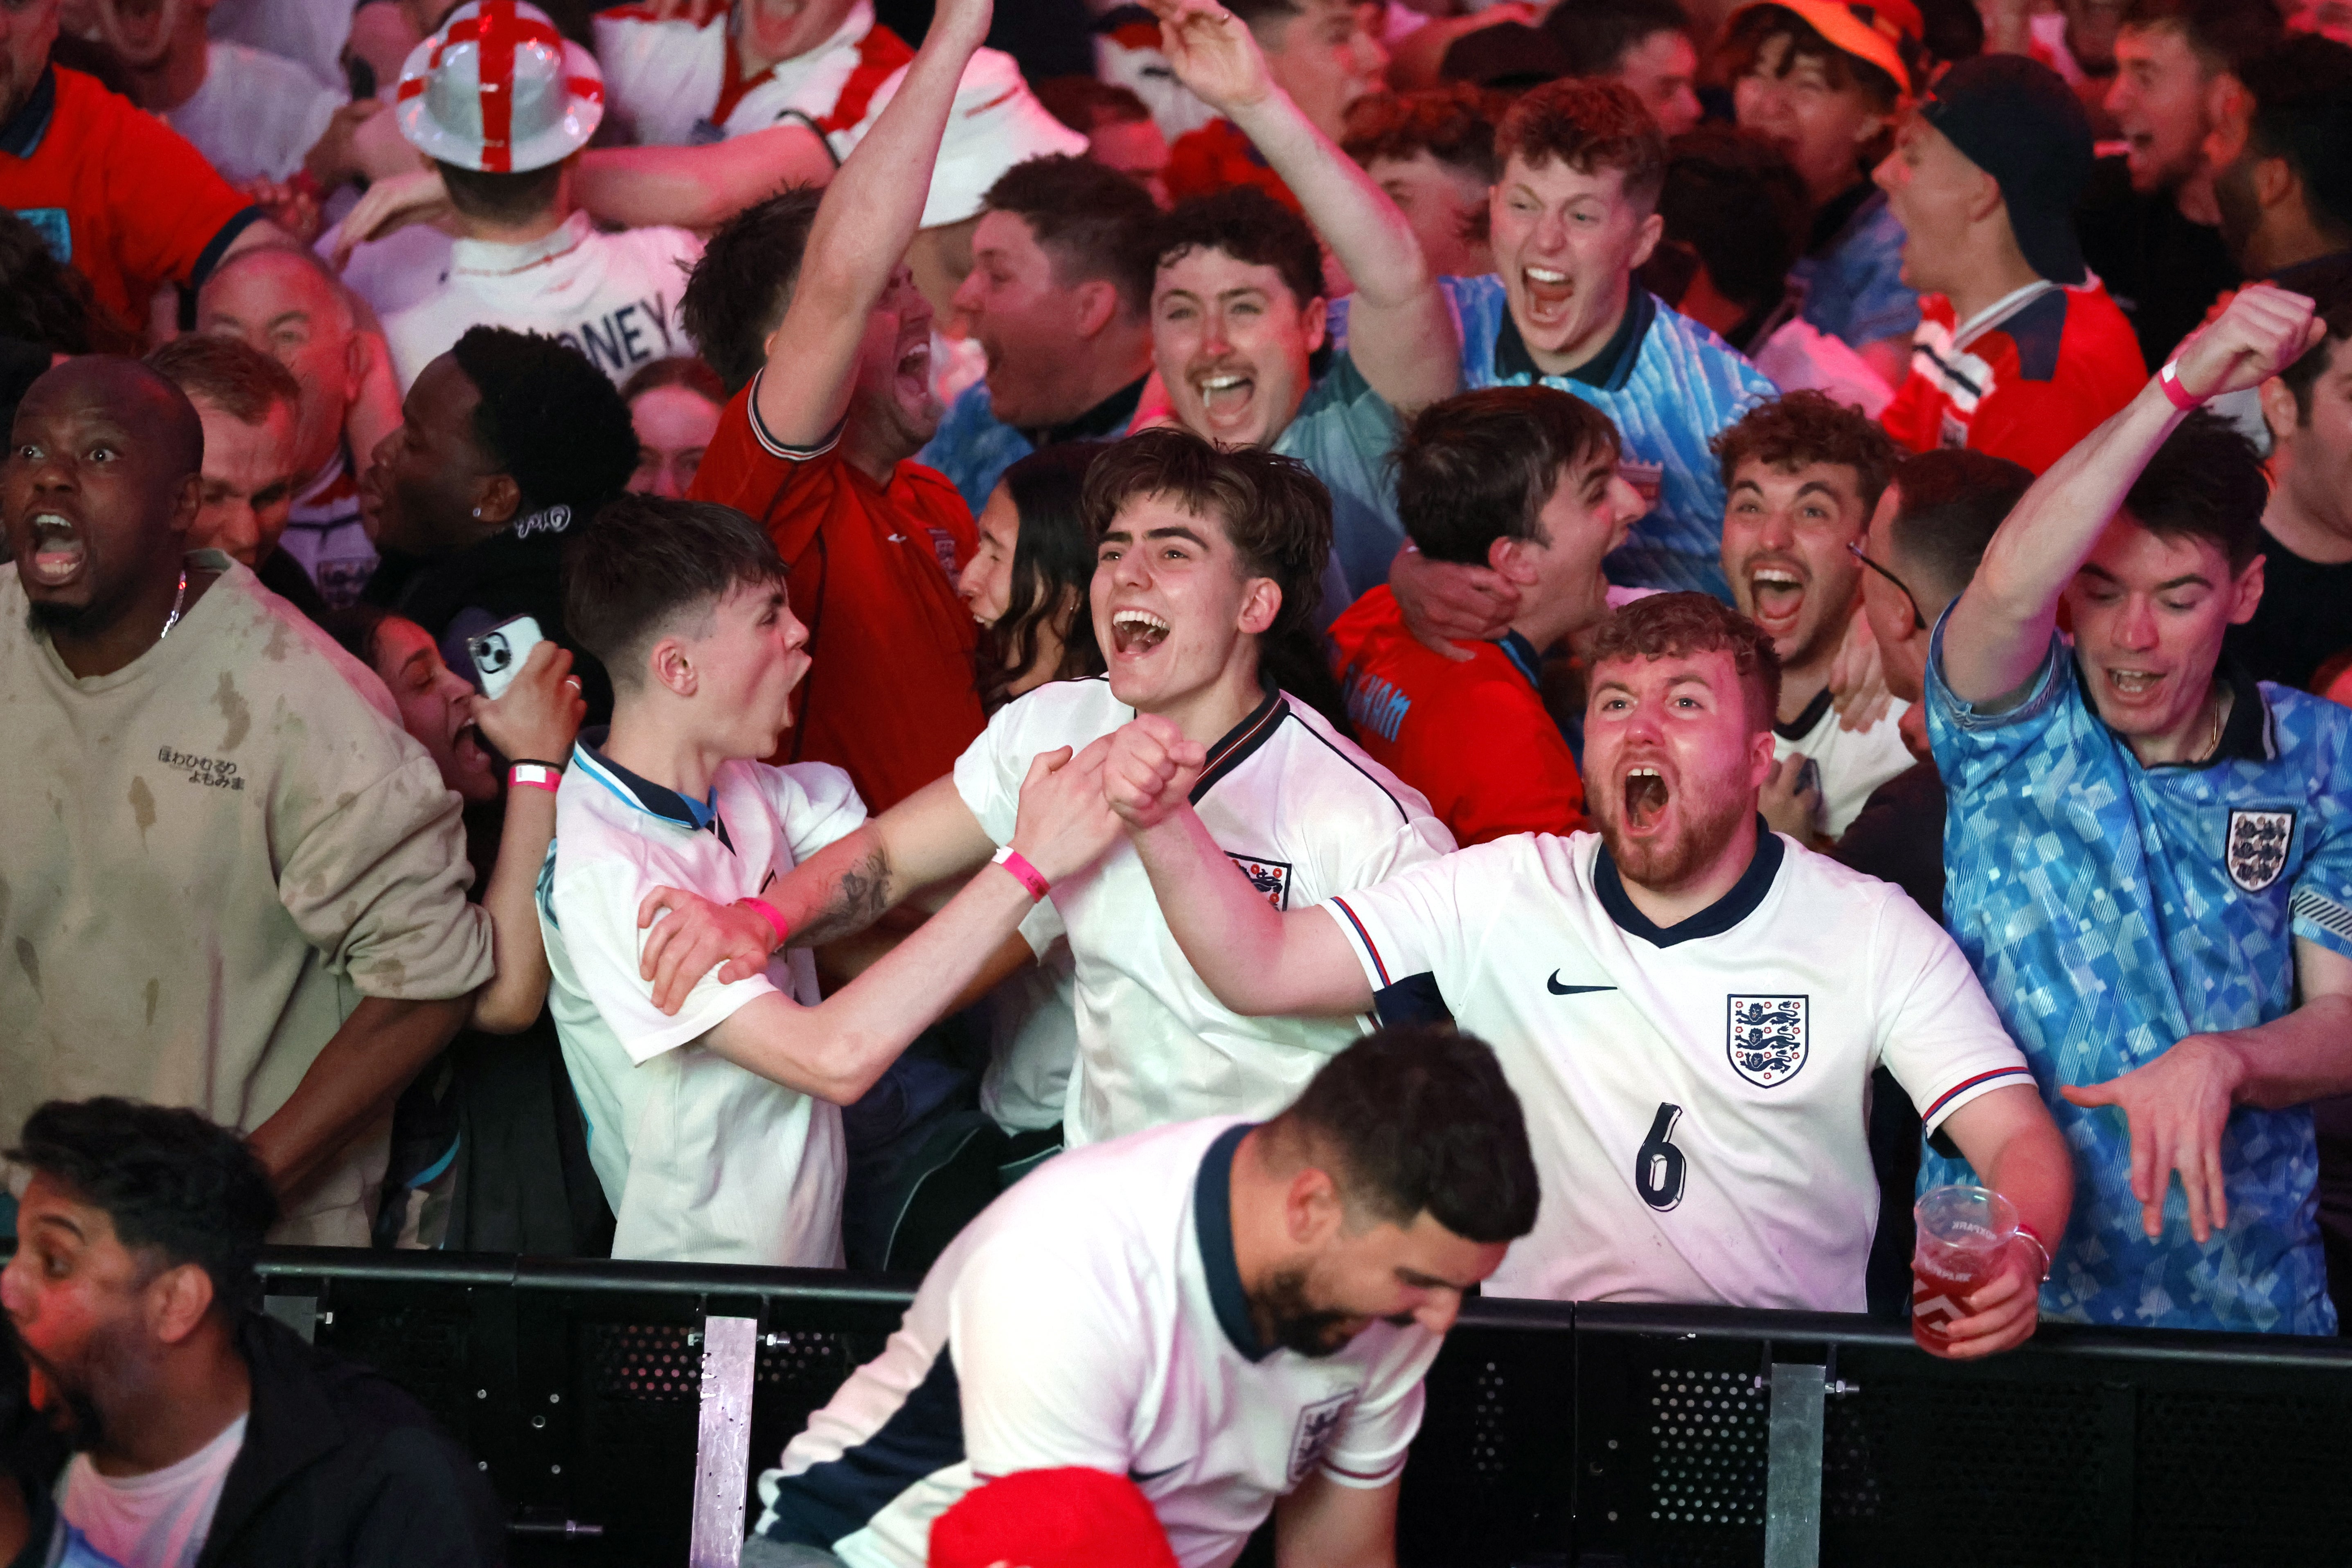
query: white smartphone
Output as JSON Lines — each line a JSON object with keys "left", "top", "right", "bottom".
{"left": 466, "top": 615, "right": 546, "bottom": 701}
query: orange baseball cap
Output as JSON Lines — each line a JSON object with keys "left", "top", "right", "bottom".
{"left": 1727, "top": 0, "right": 1925, "bottom": 97}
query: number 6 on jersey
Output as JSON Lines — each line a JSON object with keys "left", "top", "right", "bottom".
{"left": 1636, "top": 1102, "right": 1687, "bottom": 1212}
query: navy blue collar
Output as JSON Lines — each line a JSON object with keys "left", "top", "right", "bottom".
{"left": 1, "top": 67, "right": 56, "bottom": 160}
{"left": 1187, "top": 681, "right": 1289, "bottom": 804}
{"left": 1594, "top": 818, "right": 1783, "bottom": 947}
{"left": 1495, "top": 630, "right": 1542, "bottom": 688}
{"left": 1194, "top": 1122, "right": 1268, "bottom": 1363}
{"left": 1496, "top": 287, "right": 1654, "bottom": 392}
{"left": 574, "top": 728, "right": 734, "bottom": 849}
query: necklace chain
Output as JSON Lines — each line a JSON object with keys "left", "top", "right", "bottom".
{"left": 157, "top": 568, "right": 188, "bottom": 642}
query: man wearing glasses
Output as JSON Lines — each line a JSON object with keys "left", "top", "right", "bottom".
{"left": 1714, "top": 392, "right": 1917, "bottom": 844}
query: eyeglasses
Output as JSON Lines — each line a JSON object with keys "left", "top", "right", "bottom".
{"left": 1847, "top": 538, "right": 1928, "bottom": 632}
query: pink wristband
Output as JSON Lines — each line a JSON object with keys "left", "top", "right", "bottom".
{"left": 509, "top": 763, "right": 561, "bottom": 793}
{"left": 992, "top": 845, "right": 1050, "bottom": 901}
{"left": 2158, "top": 359, "right": 2204, "bottom": 411}
{"left": 736, "top": 897, "right": 789, "bottom": 949}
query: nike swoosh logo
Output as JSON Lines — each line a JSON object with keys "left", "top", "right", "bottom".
{"left": 1547, "top": 973, "right": 1616, "bottom": 996}
{"left": 1129, "top": 1463, "right": 1183, "bottom": 1484}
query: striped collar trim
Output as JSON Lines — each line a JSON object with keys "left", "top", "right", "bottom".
{"left": 572, "top": 730, "right": 733, "bottom": 846}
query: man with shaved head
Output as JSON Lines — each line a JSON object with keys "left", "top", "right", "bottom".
{"left": 197, "top": 245, "right": 403, "bottom": 609}
{"left": 0, "top": 356, "right": 493, "bottom": 1246}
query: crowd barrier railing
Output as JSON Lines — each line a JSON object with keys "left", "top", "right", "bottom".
{"left": 248, "top": 1248, "right": 2352, "bottom": 1568}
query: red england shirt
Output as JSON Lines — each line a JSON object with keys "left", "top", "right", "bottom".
{"left": 0, "top": 67, "right": 259, "bottom": 328}
{"left": 1329, "top": 587, "right": 1586, "bottom": 847}
{"left": 690, "top": 378, "right": 985, "bottom": 811}
{"left": 1880, "top": 279, "right": 2145, "bottom": 475}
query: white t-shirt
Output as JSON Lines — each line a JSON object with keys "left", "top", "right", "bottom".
{"left": 59, "top": 1414, "right": 247, "bottom": 1568}
{"left": 162, "top": 42, "right": 342, "bottom": 186}
{"left": 1322, "top": 830, "right": 2034, "bottom": 1310}
{"left": 594, "top": 0, "right": 897, "bottom": 148}
{"left": 378, "top": 211, "right": 703, "bottom": 391}
{"left": 752, "top": 1117, "right": 1438, "bottom": 1568}
{"left": 953, "top": 676, "right": 1455, "bottom": 1145}
{"left": 538, "top": 737, "right": 866, "bottom": 1265}
{"left": 1772, "top": 689, "right": 1917, "bottom": 840}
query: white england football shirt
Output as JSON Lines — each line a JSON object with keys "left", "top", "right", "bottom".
{"left": 378, "top": 211, "right": 703, "bottom": 392}
{"left": 752, "top": 1117, "right": 1439, "bottom": 1568}
{"left": 1771, "top": 689, "right": 1917, "bottom": 840}
{"left": 953, "top": 676, "right": 1455, "bottom": 1145}
{"left": 538, "top": 735, "right": 865, "bottom": 1265}
{"left": 162, "top": 43, "right": 341, "bottom": 186}
{"left": 1324, "top": 830, "right": 2032, "bottom": 1309}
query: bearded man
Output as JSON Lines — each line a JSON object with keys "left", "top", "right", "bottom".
{"left": 1107, "top": 589, "right": 2075, "bottom": 1358}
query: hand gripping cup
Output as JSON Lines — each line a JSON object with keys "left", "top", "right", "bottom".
{"left": 1911, "top": 1184, "right": 2018, "bottom": 1352}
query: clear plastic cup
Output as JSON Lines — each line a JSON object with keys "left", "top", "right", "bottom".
{"left": 1910, "top": 1184, "right": 2018, "bottom": 1352}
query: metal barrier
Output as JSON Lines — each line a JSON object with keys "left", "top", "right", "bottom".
{"left": 254, "top": 1249, "right": 2352, "bottom": 1568}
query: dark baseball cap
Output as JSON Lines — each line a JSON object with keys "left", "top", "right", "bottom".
{"left": 1919, "top": 53, "right": 2094, "bottom": 285}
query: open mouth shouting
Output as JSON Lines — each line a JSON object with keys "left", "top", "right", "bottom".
{"left": 23, "top": 511, "right": 88, "bottom": 590}
{"left": 894, "top": 335, "right": 933, "bottom": 408}
{"left": 1744, "top": 560, "right": 1806, "bottom": 643}
{"left": 2100, "top": 665, "right": 2172, "bottom": 706}
{"left": 1622, "top": 763, "right": 1669, "bottom": 834}
{"left": 1110, "top": 606, "right": 1171, "bottom": 658}
{"left": 1521, "top": 265, "right": 1575, "bottom": 328}
{"left": 1187, "top": 358, "right": 1259, "bottom": 439}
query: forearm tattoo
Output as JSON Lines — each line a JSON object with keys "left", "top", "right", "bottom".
{"left": 794, "top": 842, "right": 893, "bottom": 947}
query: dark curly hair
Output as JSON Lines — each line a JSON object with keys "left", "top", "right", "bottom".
{"left": 1653, "top": 125, "right": 1809, "bottom": 316}
{"left": 1585, "top": 590, "right": 1782, "bottom": 730}
{"left": 1082, "top": 426, "right": 1333, "bottom": 644}
{"left": 10, "top": 1098, "right": 280, "bottom": 1315}
{"left": 1494, "top": 77, "right": 1667, "bottom": 207}
{"left": 1711, "top": 390, "right": 1902, "bottom": 515}
{"left": 449, "top": 326, "right": 638, "bottom": 520}
{"left": 1270, "top": 1025, "right": 1541, "bottom": 1245}
{"left": 2121, "top": 410, "right": 2268, "bottom": 572}
{"left": 1342, "top": 83, "right": 1508, "bottom": 183}
{"left": 680, "top": 185, "right": 825, "bottom": 394}
{"left": 984, "top": 154, "right": 1162, "bottom": 319}
{"left": 1150, "top": 186, "right": 1327, "bottom": 309}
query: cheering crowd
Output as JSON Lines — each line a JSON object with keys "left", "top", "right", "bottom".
{"left": 5, "top": 0, "right": 2352, "bottom": 1560}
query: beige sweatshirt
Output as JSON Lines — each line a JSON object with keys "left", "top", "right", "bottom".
{"left": 0, "top": 553, "right": 493, "bottom": 1244}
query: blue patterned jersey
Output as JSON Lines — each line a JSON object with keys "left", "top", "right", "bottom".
{"left": 1789, "top": 188, "right": 1920, "bottom": 356}
{"left": 917, "top": 376, "right": 1143, "bottom": 518}
{"left": 1442, "top": 276, "right": 1776, "bottom": 599}
{"left": 1922, "top": 622, "right": 2352, "bottom": 1334}
{"left": 1272, "top": 349, "right": 1407, "bottom": 603}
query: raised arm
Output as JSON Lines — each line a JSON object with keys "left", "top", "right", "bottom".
{"left": 464, "top": 640, "right": 586, "bottom": 1032}
{"left": 1146, "top": 0, "right": 1459, "bottom": 412}
{"left": 705, "top": 743, "right": 1118, "bottom": 1103}
{"left": 752, "top": 0, "right": 991, "bottom": 447}
{"left": 574, "top": 124, "right": 840, "bottom": 232}
{"left": 1107, "top": 716, "right": 1374, "bottom": 1017}
{"left": 1940, "top": 284, "right": 2320, "bottom": 708}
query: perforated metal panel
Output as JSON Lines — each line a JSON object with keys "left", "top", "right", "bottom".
{"left": 1647, "top": 1366, "right": 1769, "bottom": 1529}
{"left": 596, "top": 1322, "right": 704, "bottom": 1404}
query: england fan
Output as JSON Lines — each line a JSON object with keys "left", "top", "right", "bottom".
{"left": 671, "top": 0, "right": 998, "bottom": 814}
{"left": 639, "top": 430, "right": 1453, "bottom": 1149}
{"left": 537, "top": 493, "right": 1117, "bottom": 1264}
{"left": 1392, "top": 76, "right": 1777, "bottom": 604}
{"left": 1106, "top": 591, "right": 2072, "bottom": 1351}
{"left": 744, "top": 1026, "right": 1540, "bottom": 1567}
{"left": 1925, "top": 282, "right": 2352, "bottom": 1335}
{"left": 1144, "top": 0, "right": 1464, "bottom": 602}
{"left": 1715, "top": 392, "right": 1916, "bottom": 844}
{"left": 374, "top": 2, "right": 703, "bottom": 392}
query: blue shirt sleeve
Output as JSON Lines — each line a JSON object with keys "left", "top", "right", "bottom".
{"left": 1923, "top": 611, "right": 2073, "bottom": 787}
